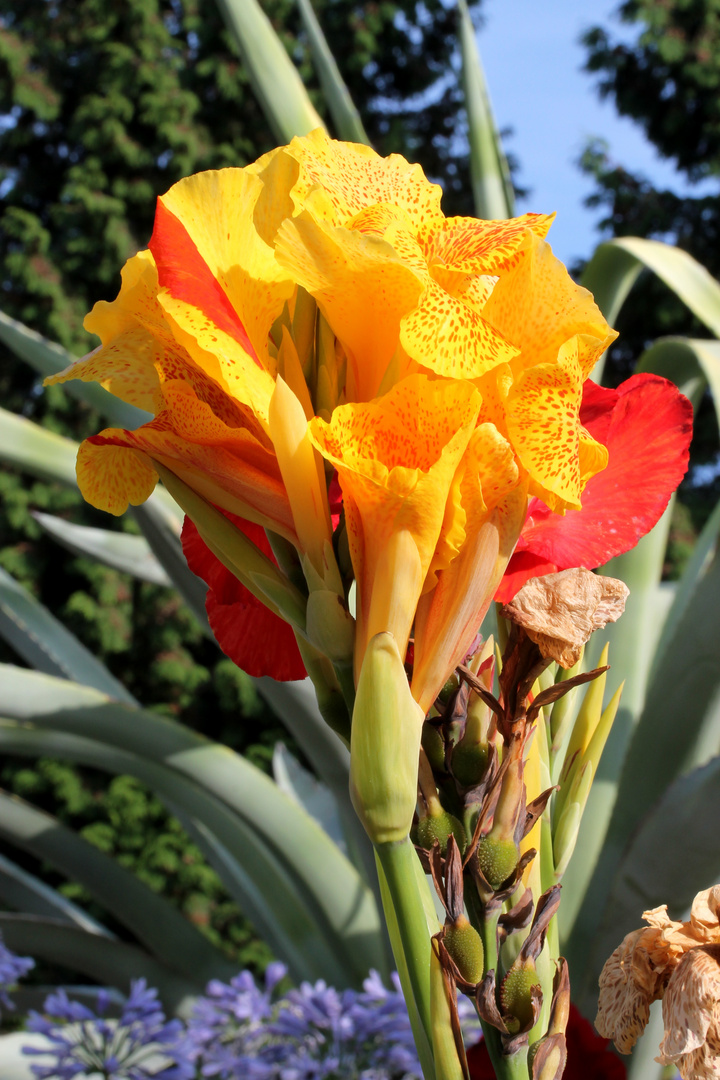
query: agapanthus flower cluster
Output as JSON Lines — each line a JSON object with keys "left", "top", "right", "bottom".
{"left": 24, "top": 979, "right": 194, "bottom": 1080}
{"left": 0, "top": 932, "right": 34, "bottom": 1016}
{"left": 183, "top": 965, "right": 454, "bottom": 1079}
{"left": 21, "top": 967, "right": 480, "bottom": 1080}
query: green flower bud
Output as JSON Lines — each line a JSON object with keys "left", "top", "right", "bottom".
{"left": 475, "top": 834, "right": 519, "bottom": 890}
{"left": 500, "top": 964, "right": 541, "bottom": 1033}
{"left": 421, "top": 721, "right": 446, "bottom": 773}
{"left": 451, "top": 740, "right": 488, "bottom": 786}
{"left": 416, "top": 809, "right": 467, "bottom": 855}
{"left": 443, "top": 915, "right": 484, "bottom": 985}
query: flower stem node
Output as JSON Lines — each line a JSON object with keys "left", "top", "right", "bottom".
{"left": 475, "top": 833, "right": 520, "bottom": 891}
{"left": 416, "top": 808, "right": 467, "bottom": 857}
{"left": 350, "top": 631, "right": 424, "bottom": 845}
{"left": 442, "top": 915, "right": 485, "bottom": 987}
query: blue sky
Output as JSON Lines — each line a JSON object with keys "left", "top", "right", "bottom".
{"left": 476, "top": 0, "right": 715, "bottom": 267}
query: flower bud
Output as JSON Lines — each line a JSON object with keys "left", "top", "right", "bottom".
{"left": 350, "top": 632, "right": 424, "bottom": 845}
{"left": 443, "top": 914, "right": 484, "bottom": 986}
{"left": 475, "top": 833, "right": 520, "bottom": 890}
{"left": 500, "top": 962, "right": 542, "bottom": 1033}
{"left": 416, "top": 809, "right": 467, "bottom": 856}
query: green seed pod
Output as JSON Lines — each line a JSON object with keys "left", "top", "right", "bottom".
{"left": 438, "top": 673, "right": 460, "bottom": 705}
{"left": 475, "top": 834, "right": 519, "bottom": 890}
{"left": 443, "top": 915, "right": 484, "bottom": 985}
{"left": 421, "top": 721, "right": 446, "bottom": 773}
{"left": 500, "top": 964, "right": 542, "bottom": 1033}
{"left": 451, "top": 740, "right": 488, "bottom": 787}
{"left": 416, "top": 809, "right": 467, "bottom": 855}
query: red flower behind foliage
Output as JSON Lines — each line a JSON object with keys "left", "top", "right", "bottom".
{"left": 466, "top": 1005, "right": 627, "bottom": 1080}
{"left": 182, "top": 514, "right": 306, "bottom": 681}
{"left": 496, "top": 373, "right": 693, "bottom": 602}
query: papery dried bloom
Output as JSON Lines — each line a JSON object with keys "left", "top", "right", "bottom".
{"left": 503, "top": 566, "right": 629, "bottom": 667}
{"left": 657, "top": 945, "right": 720, "bottom": 1080}
{"left": 597, "top": 886, "right": 720, "bottom": 1074}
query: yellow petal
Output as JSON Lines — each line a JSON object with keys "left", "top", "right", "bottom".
{"left": 421, "top": 212, "right": 555, "bottom": 274}
{"left": 274, "top": 209, "right": 425, "bottom": 402}
{"left": 308, "top": 374, "right": 482, "bottom": 671}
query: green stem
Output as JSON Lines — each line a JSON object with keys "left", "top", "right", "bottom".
{"left": 375, "top": 841, "right": 435, "bottom": 1052}
{"left": 376, "top": 847, "right": 436, "bottom": 1080}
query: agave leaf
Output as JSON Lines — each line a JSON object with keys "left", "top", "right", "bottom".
{"left": 0, "top": 852, "right": 112, "bottom": 935}
{"left": 130, "top": 501, "right": 210, "bottom": 631}
{"left": 0, "top": 789, "right": 234, "bottom": 985}
{"left": 637, "top": 336, "right": 720, "bottom": 430}
{"left": 272, "top": 741, "right": 346, "bottom": 851}
{"left": 581, "top": 755, "right": 720, "bottom": 1016}
{"left": 0, "top": 568, "right": 137, "bottom": 704}
{"left": 0, "top": 308, "right": 149, "bottom": 430}
{"left": 0, "top": 681, "right": 383, "bottom": 986}
{"left": 216, "top": 0, "right": 324, "bottom": 144}
{"left": 295, "top": 0, "right": 369, "bottom": 144}
{"left": 584, "top": 238, "right": 720, "bottom": 382}
{"left": 458, "top": 0, "right": 514, "bottom": 220}
{"left": 0, "top": 406, "right": 181, "bottom": 522}
{"left": 0, "top": 913, "right": 196, "bottom": 1013}
{"left": 32, "top": 511, "right": 171, "bottom": 587}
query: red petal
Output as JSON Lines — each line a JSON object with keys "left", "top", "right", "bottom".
{"left": 182, "top": 513, "right": 306, "bottom": 681}
{"left": 496, "top": 373, "right": 693, "bottom": 600}
{"left": 149, "top": 200, "right": 259, "bottom": 364}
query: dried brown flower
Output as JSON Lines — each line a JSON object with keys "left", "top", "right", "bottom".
{"left": 503, "top": 567, "right": 629, "bottom": 668}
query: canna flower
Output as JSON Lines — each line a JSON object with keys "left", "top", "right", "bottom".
{"left": 47, "top": 130, "right": 630, "bottom": 695}
{"left": 596, "top": 885, "right": 720, "bottom": 1079}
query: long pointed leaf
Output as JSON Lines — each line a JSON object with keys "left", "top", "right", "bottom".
{"left": 458, "top": 0, "right": 514, "bottom": 219}
{"left": 131, "top": 501, "right": 210, "bottom": 631}
{"left": 0, "top": 852, "right": 112, "bottom": 935}
{"left": 32, "top": 512, "right": 171, "bottom": 587}
{"left": 0, "top": 308, "right": 149, "bottom": 430}
{"left": 215, "top": 0, "right": 324, "bottom": 143}
{"left": 0, "top": 789, "right": 233, "bottom": 985}
{"left": 296, "top": 0, "right": 369, "bottom": 143}
{"left": 0, "top": 913, "right": 196, "bottom": 1013}
{"left": 0, "top": 568, "right": 137, "bottom": 703}
{"left": 0, "top": 715, "right": 377, "bottom": 986}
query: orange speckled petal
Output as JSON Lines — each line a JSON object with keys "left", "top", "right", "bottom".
{"left": 308, "top": 374, "right": 481, "bottom": 664}
{"left": 157, "top": 291, "right": 276, "bottom": 429}
{"left": 400, "top": 277, "right": 518, "bottom": 380}
{"left": 272, "top": 128, "right": 445, "bottom": 230}
{"left": 505, "top": 337, "right": 608, "bottom": 511}
{"left": 422, "top": 213, "right": 555, "bottom": 274}
{"left": 46, "top": 251, "right": 165, "bottom": 414}
{"left": 154, "top": 168, "right": 295, "bottom": 367}
{"left": 77, "top": 436, "right": 158, "bottom": 516}
{"left": 481, "top": 230, "right": 617, "bottom": 372}
{"left": 274, "top": 210, "right": 425, "bottom": 402}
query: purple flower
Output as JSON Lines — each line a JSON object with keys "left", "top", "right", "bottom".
{"left": 23, "top": 980, "right": 194, "bottom": 1080}
{"left": 0, "top": 933, "right": 34, "bottom": 1016}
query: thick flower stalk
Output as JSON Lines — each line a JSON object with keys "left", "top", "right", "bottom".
{"left": 48, "top": 130, "right": 693, "bottom": 1080}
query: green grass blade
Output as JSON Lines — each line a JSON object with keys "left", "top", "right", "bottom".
{"left": 215, "top": 0, "right": 325, "bottom": 143}
{"left": 0, "top": 789, "right": 234, "bottom": 985}
{"left": 296, "top": 0, "right": 369, "bottom": 144}
{"left": 458, "top": 0, "right": 514, "bottom": 219}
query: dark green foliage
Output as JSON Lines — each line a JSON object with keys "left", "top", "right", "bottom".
{"left": 580, "top": 0, "right": 720, "bottom": 538}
